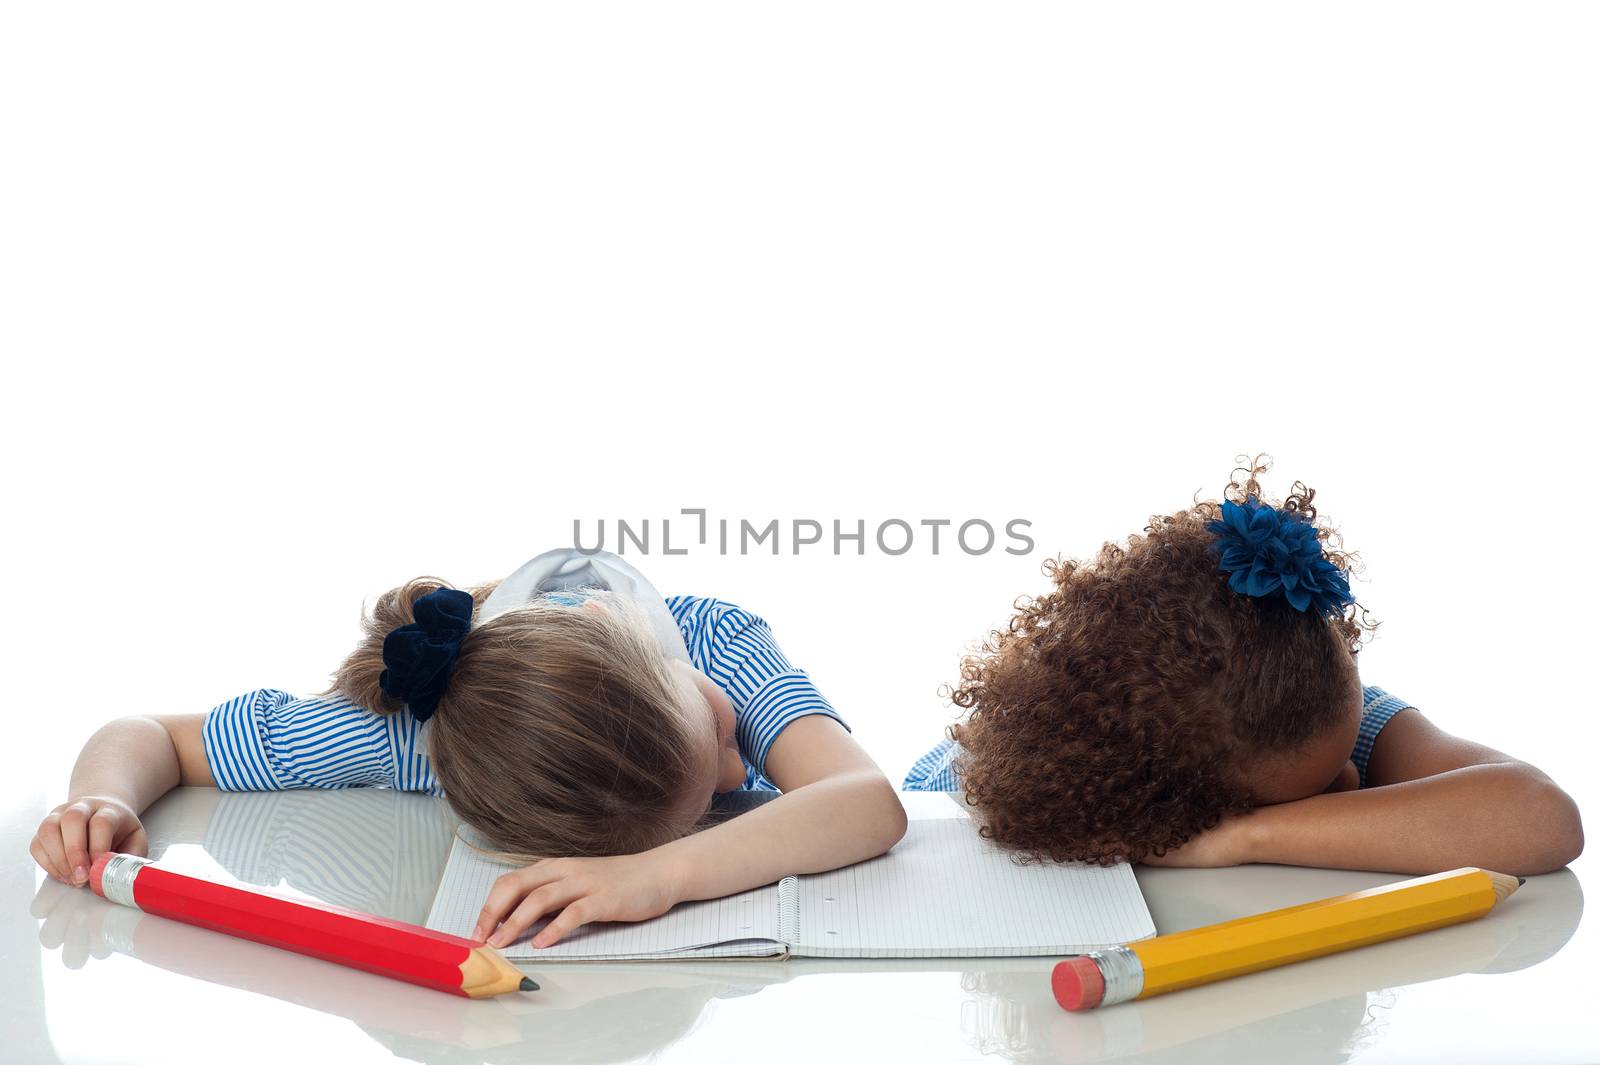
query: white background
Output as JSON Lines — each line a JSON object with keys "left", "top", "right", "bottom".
{"left": 6, "top": 1, "right": 1596, "bottom": 794}
{"left": 2, "top": 10, "right": 1595, "bottom": 1058}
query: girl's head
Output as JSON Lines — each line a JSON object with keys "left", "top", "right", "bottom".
{"left": 325, "top": 580, "right": 745, "bottom": 859}
{"left": 949, "top": 456, "right": 1377, "bottom": 865}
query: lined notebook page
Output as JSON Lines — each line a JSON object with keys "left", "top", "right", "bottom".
{"left": 790, "top": 818, "right": 1155, "bottom": 958}
{"left": 425, "top": 834, "right": 787, "bottom": 960}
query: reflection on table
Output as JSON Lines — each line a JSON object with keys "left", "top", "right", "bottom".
{"left": 23, "top": 788, "right": 1586, "bottom": 1065}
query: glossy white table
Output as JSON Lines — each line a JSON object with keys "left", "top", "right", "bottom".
{"left": 8, "top": 789, "right": 1592, "bottom": 1064}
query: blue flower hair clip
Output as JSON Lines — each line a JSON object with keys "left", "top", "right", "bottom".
{"left": 379, "top": 587, "right": 474, "bottom": 722}
{"left": 1208, "top": 497, "right": 1355, "bottom": 617}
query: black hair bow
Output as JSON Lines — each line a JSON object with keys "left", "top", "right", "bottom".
{"left": 379, "top": 587, "right": 474, "bottom": 722}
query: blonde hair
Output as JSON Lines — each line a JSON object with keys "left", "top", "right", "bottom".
{"left": 322, "top": 577, "right": 707, "bottom": 860}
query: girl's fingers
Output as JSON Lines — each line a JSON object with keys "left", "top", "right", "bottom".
{"left": 33, "top": 803, "right": 144, "bottom": 886}
{"left": 35, "top": 818, "right": 70, "bottom": 882}
{"left": 29, "top": 837, "right": 65, "bottom": 883}
{"left": 531, "top": 898, "right": 599, "bottom": 948}
{"left": 57, "top": 803, "right": 92, "bottom": 883}
{"left": 86, "top": 807, "right": 122, "bottom": 862}
{"left": 473, "top": 864, "right": 563, "bottom": 940}
{"left": 486, "top": 881, "right": 584, "bottom": 948}
{"left": 474, "top": 873, "right": 532, "bottom": 940}
{"left": 120, "top": 824, "right": 149, "bottom": 858}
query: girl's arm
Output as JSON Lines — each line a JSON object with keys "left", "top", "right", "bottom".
{"left": 29, "top": 715, "right": 214, "bottom": 884}
{"left": 476, "top": 716, "right": 907, "bottom": 947}
{"left": 1152, "top": 710, "right": 1584, "bottom": 876}
{"left": 666, "top": 716, "right": 907, "bottom": 892}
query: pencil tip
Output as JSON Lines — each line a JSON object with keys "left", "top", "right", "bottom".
{"left": 520, "top": 977, "right": 539, "bottom": 992}
{"left": 1517, "top": 877, "right": 1527, "bottom": 886}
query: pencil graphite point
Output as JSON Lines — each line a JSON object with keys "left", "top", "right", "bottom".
{"left": 520, "top": 977, "right": 539, "bottom": 992}
{"left": 1518, "top": 877, "right": 1527, "bottom": 887}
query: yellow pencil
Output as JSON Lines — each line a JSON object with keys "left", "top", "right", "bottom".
{"left": 1053, "top": 866, "right": 1523, "bottom": 1011}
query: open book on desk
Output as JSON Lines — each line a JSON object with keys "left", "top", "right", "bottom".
{"left": 424, "top": 801, "right": 1156, "bottom": 961}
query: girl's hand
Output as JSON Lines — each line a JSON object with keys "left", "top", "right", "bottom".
{"left": 1141, "top": 811, "right": 1256, "bottom": 868}
{"left": 473, "top": 850, "right": 687, "bottom": 949}
{"left": 30, "top": 796, "right": 148, "bottom": 886}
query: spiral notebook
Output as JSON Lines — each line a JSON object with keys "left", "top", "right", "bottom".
{"left": 424, "top": 807, "right": 1156, "bottom": 961}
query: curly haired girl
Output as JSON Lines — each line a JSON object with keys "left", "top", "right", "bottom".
{"left": 905, "top": 457, "right": 1582, "bottom": 877}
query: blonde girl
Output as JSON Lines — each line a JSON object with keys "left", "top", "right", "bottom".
{"left": 32, "top": 549, "right": 907, "bottom": 948}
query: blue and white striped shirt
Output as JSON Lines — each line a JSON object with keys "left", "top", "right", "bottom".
{"left": 904, "top": 684, "right": 1415, "bottom": 793}
{"left": 202, "top": 594, "right": 847, "bottom": 797}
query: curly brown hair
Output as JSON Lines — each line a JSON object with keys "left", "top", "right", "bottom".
{"left": 948, "top": 456, "right": 1377, "bottom": 865}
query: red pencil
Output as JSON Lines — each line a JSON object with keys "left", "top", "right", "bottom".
{"left": 88, "top": 852, "right": 535, "bottom": 998}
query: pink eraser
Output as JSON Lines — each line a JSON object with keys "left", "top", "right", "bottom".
{"left": 88, "top": 852, "right": 113, "bottom": 897}
{"left": 1052, "top": 956, "right": 1106, "bottom": 1011}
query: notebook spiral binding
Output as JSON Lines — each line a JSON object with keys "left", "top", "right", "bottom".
{"left": 776, "top": 875, "right": 799, "bottom": 946}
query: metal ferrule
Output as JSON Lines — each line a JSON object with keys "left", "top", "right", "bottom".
{"left": 98, "top": 853, "right": 151, "bottom": 910}
{"left": 1086, "top": 945, "right": 1145, "bottom": 1006}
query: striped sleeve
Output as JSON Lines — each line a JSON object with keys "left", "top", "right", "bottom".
{"left": 201, "top": 688, "right": 442, "bottom": 794}
{"left": 668, "top": 596, "right": 849, "bottom": 778}
{"left": 903, "top": 738, "right": 963, "bottom": 792}
{"left": 1350, "top": 685, "right": 1415, "bottom": 788}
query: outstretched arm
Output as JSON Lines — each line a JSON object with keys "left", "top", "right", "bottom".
{"left": 666, "top": 715, "right": 909, "bottom": 895}
{"left": 1149, "top": 709, "right": 1583, "bottom": 876}
{"left": 29, "top": 714, "right": 214, "bottom": 884}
